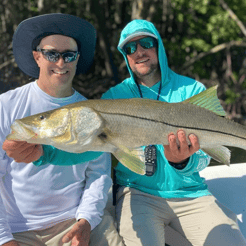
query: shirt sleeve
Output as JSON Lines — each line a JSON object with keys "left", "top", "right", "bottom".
{"left": 101, "top": 90, "right": 114, "bottom": 99}
{"left": 0, "top": 154, "right": 15, "bottom": 245}
{"left": 169, "top": 150, "right": 211, "bottom": 176}
{"left": 0, "top": 103, "right": 15, "bottom": 245}
{"left": 33, "top": 145, "right": 103, "bottom": 166}
{"left": 75, "top": 153, "right": 112, "bottom": 230}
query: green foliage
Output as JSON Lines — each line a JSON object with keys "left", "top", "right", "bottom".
{"left": 225, "top": 89, "right": 241, "bottom": 104}
{"left": 182, "top": 39, "right": 211, "bottom": 52}
{"left": 0, "top": 0, "right": 246, "bottom": 123}
{"left": 208, "top": 13, "right": 241, "bottom": 45}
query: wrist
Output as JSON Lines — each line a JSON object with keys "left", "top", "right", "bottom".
{"left": 77, "top": 218, "right": 91, "bottom": 230}
{"left": 168, "top": 157, "right": 190, "bottom": 170}
{"left": 77, "top": 218, "right": 90, "bottom": 225}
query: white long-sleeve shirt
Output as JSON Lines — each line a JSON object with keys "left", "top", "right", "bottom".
{"left": 0, "top": 81, "right": 112, "bottom": 245}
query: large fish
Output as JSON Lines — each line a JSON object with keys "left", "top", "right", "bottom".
{"left": 6, "top": 86, "right": 246, "bottom": 175}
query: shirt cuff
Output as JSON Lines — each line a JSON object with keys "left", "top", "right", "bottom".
{"left": 168, "top": 157, "right": 190, "bottom": 170}
{"left": 76, "top": 214, "right": 102, "bottom": 231}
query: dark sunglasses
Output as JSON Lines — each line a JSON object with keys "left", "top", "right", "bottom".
{"left": 36, "top": 48, "right": 79, "bottom": 63}
{"left": 123, "top": 36, "right": 158, "bottom": 55}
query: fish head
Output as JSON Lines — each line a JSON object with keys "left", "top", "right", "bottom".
{"left": 7, "top": 108, "right": 70, "bottom": 145}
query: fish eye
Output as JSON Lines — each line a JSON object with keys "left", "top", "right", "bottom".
{"left": 40, "top": 115, "right": 46, "bottom": 120}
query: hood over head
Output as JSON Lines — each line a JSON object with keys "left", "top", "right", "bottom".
{"left": 118, "top": 19, "right": 169, "bottom": 86}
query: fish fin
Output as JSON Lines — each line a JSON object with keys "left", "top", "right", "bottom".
{"left": 201, "top": 146, "right": 231, "bottom": 166}
{"left": 113, "top": 146, "right": 146, "bottom": 175}
{"left": 182, "top": 86, "right": 226, "bottom": 116}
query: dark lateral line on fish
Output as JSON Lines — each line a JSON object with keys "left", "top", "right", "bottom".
{"left": 100, "top": 111, "right": 246, "bottom": 141}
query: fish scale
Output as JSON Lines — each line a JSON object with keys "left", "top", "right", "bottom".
{"left": 7, "top": 86, "right": 246, "bottom": 175}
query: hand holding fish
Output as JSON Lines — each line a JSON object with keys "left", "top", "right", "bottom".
{"left": 164, "top": 130, "right": 200, "bottom": 164}
{"left": 62, "top": 219, "right": 91, "bottom": 246}
{"left": 2, "top": 140, "right": 43, "bottom": 163}
{"left": 6, "top": 86, "right": 246, "bottom": 174}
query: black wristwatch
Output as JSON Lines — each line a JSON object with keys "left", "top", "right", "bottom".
{"left": 168, "top": 157, "right": 190, "bottom": 170}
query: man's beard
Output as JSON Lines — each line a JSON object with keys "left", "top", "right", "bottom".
{"left": 133, "top": 63, "right": 160, "bottom": 81}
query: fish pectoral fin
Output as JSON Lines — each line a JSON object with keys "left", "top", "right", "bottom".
{"left": 201, "top": 146, "right": 231, "bottom": 166}
{"left": 182, "top": 86, "right": 227, "bottom": 116}
{"left": 113, "top": 146, "right": 146, "bottom": 175}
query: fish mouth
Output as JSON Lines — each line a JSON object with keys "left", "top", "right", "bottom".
{"left": 6, "top": 120, "right": 37, "bottom": 141}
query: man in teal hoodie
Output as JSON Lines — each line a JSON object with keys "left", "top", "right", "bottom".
{"left": 4, "top": 20, "right": 246, "bottom": 245}
{"left": 100, "top": 19, "right": 246, "bottom": 246}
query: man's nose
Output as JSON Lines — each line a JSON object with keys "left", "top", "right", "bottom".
{"left": 56, "top": 56, "right": 65, "bottom": 67}
{"left": 135, "top": 43, "right": 146, "bottom": 56}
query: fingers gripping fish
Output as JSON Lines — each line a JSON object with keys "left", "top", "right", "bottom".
{"left": 7, "top": 86, "right": 246, "bottom": 174}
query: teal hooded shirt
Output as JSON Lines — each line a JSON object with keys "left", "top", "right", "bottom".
{"left": 34, "top": 19, "right": 211, "bottom": 198}
{"left": 102, "top": 19, "right": 211, "bottom": 198}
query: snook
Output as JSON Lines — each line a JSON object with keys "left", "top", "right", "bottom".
{"left": 7, "top": 86, "right": 246, "bottom": 175}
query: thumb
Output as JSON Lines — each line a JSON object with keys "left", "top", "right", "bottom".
{"left": 35, "top": 144, "right": 44, "bottom": 159}
{"left": 30, "top": 144, "right": 44, "bottom": 162}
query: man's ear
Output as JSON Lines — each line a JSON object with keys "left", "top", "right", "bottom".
{"left": 76, "top": 53, "right": 80, "bottom": 62}
{"left": 32, "top": 51, "right": 41, "bottom": 67}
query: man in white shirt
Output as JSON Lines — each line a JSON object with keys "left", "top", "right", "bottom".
{"left": 0, "top": 13, "right": 123, "bottom": 246}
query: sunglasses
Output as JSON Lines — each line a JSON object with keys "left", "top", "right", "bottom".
{"left": 36, "top": 48, "right": 79, "bottom": 63}
{"left": 123, "top": 36, "right": 158, "bottom": 55}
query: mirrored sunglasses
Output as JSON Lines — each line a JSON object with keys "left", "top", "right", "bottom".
{"left": 123, "top": 36, "right": 158, "bottom": 55}
{"left": 36, "top": 48, "right": 79, "bottom": 63}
